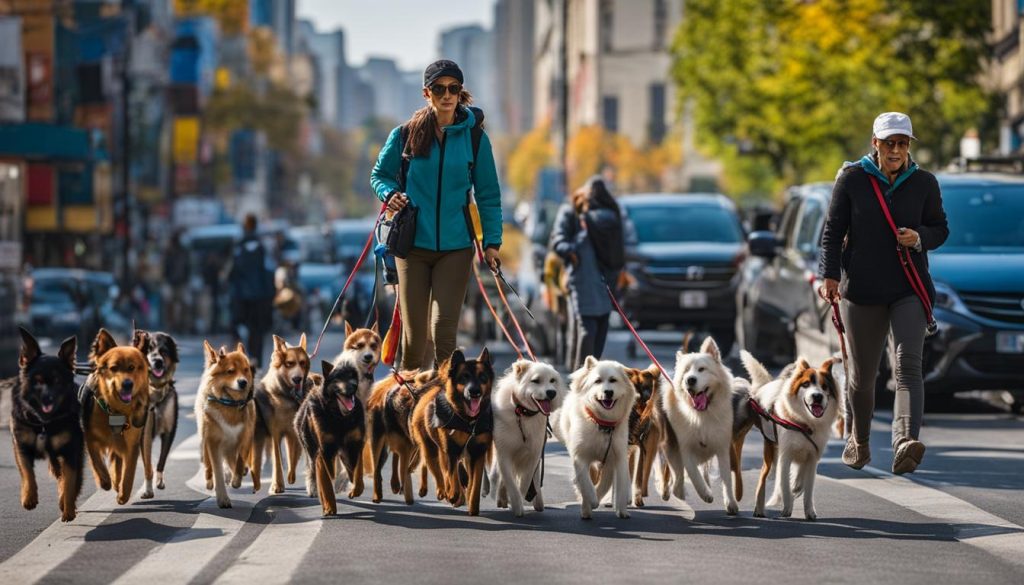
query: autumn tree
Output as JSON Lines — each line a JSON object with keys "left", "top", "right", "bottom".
{"left": 507, "top": 123, "right": 555, "bottom": 197}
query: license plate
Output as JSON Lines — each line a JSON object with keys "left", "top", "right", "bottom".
{"left": 996, "top": 332, "right": 1024, "bottom": 353}
{"left": 680, "top": 290, "right": 708, "bottom": 309}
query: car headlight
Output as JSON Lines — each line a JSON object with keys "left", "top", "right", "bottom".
{"left": 933, "top": 282, "right": 967, "bottom": 314}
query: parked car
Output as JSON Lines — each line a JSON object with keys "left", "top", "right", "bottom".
{"left": 22, "top": 268, "right": 131, "bottom": 347}
{"left": 739, "top": 172, "right": 1024, "bottom": 402}
{"left": 331, "top": 218, "right": 376, "bottom": 265}
{"left": 619, "top": 193, "right": 747, "bottom": 353}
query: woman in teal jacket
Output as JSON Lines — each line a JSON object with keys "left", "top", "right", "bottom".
{"left": 371, "top": 60, "right": 502, "bottom": 370}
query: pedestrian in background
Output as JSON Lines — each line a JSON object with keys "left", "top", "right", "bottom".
{"left": 229, "top": 214, "right": 275, "bottom": 368}
{"left": 818, "top": 112, "right": 949, "bottom": 474}
{"left": 549, "top": 176, "right": 625, "bottom": 369}
{"left": 370, "top": 59, "right": 502, "bottom": 370}
{"left": 163, "top": 229, "right": 191, "bottom": 332}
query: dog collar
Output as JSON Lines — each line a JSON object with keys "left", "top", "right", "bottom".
{"left": 96, "top": 396, "right": 130, "bottom": 434}
{"left": 207, "top": 391, "right": 253, "bottom": 410}
{"left": 512, "top": 396, "right": 541, "bottom": 418}
{"left": 584, "top": 406, "right": 619, "bottom": 433}
{"left": 748, "top": 397, "right": 818, "bottom": 454}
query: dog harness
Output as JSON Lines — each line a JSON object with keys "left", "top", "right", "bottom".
{"left": 748, "top": 398, "right": 819, "bottom": 454}
{"left": 432, "top": 392, "right": 493, "bottom": 436}
{"left": 207, "top": 389, "right": 254, "bottom": 410}
{"left": 511, "top": 395, "right": 553, "bottom": 502}
{"left": 583, "top": 406, "right": 620, "bottom": 465}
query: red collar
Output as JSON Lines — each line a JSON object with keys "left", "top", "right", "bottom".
{"left": 584, "top": 406, "right": 619, "bottom": 431}
{"left": 513, "top": 395, "right": 541, "bottom": 418}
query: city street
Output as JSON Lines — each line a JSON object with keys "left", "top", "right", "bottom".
{"left": 1, "top": 330, "right": 1022, "bottom": 584}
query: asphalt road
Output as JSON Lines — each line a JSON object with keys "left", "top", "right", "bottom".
{"left": 1, "top": 328, "right": 1023, "bottom": 584}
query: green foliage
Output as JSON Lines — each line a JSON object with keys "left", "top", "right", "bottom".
{"left": 204, "top": 83, "right": 306, "bottom": 154}
{"left": 672, "top": 0, "right": 996, "bottom": 197}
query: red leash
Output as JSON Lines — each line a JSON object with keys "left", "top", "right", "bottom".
{"left": 867, "top": 177, "right": 937, "bottom": 334}
{"left": 605, "top": 284, "right": 673, "bottom": 388}
{"left": 472, "top": 256, "right": 525, "bottom": 361}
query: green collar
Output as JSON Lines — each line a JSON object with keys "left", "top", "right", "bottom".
{"left": 96, "top": 396, "right": 129, "bottom": 434}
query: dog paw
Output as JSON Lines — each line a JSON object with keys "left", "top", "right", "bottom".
{"left": 780, "top": 507, "right": 793, "bottom": 518}
{"left": 617, "top": 510, "right": 630, "bottom": 519}
{"left": 580, "top": 509, "right": 592, "bottom": 520}
{"left": 534, "top": 502, "right": 545, "bottom": 513}
{"left": 753, "top": 508, "right": 766, "bottom": 518}
{"left": 205, "top": 480, "right": 213, "bottom": 491}
{"left": 230, "top": 478, "right": 243, "bottom": 489}
{"left": 726, "top": 501, "right": 739, "bottom": 516}
{"left": 139, "top": 488, "right": 154, "bottom": 500}
{"left": 21, "top": 493, "right": 38, "bottom": 510}
{"left": 288, "top": 472, "right": 296, "bottom": 485}
{"left": 699, "top": 492, "right": 714, "bottom": 504}
{"left": 805, "top": 509, "right": 817, "bottom": 521}
{"left": 634, "top": 496, "right": 645, "bottom": 508}
{"left": 116, "top": 493, "right": 130, "bottom": 505}
{"left": 157, "top": 473, "right": 166, "bottom": 490}
{"left": 217, "top": 497, "right": 232, "bottom": 509}
{"left": 99, "top": 478, "right": 112, "bottom": 491}
{"left": 61, "top": 509, "right": 76, "bottom": 523}
{"left": 271, "top": 484, "right": 285, "bottom": 495}
{"left": 322, "top": 508, "right": 337, "bottom": 517}
{"left": 347, "top": 487, "right": 363, "bottom": 499}
{"left": 512, "top": 506, "right": 525, "bottom": 518}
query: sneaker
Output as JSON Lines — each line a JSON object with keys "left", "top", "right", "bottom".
{"left": 842, "top": 437, "right": 871, "bottom": 469}
{"left": 892, "top": 439, "right": 926, "bottom": 475}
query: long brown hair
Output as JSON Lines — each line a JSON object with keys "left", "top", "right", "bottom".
{"left": 403, "top": 89, "right": 474, "bottom": 159}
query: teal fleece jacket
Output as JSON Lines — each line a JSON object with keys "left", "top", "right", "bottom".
{"left": 370, "top": 106, "right": 503, "bottom": 251}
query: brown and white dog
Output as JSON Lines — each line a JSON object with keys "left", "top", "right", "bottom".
{"left": 195, "top": 342, "right": 256, "bottom": 508}
{"left": 332, "top": 322, "right": 381, "bottom": 494}
{"left": 735, "top": 352, "right": 841, "bottom": 520}
{"left": 80, "top": 329, "right": 150, "bottom": 505}
{"left": 251, "top": 334, "right": 310, "bottom": 494}
{"left": 133, "top": 330, "right": 180, "bottom": 499}
{"left": 626, "top": 364, "right": 662, "bottom": 507}
{"left": 411, "top": 348, "right": 495, "bottom": 515}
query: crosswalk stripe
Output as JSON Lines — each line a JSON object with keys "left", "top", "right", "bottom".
{"left": 212, "top": 506, "right": 322, "bottom": 585}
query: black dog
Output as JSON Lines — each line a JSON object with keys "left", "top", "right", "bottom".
{"left": 132, "top": 330, "right": 180, "bottom": 499}
{"left": 296, "top": 361, "right": 366, "bottom": 516}
{"left": 3, "top": 328, "right": 84, "bottom": 522}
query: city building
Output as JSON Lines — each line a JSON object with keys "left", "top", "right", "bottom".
{"left": 990, "top": 0, "right": 1024, "bottom": 153}
{"left": 438, "top": 24, "right": 497, "bottom": 124}
{"left": 494, "top": 0, "right": 535, "bottom": 136}
{"left": 296, "top": 20, "right": 346, "bottom": 128}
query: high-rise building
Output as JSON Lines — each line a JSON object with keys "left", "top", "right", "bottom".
{"left": 494, "top": 0, "right": 535, "bottom": 135}
{"left": 438, "top": 24, "right": 497, "bottom": 125}
{"left": 359, "top": 57, "right": 407, "bottom": 124}
{"left": 296, "top": 20, "right": 346, "bottom": 128}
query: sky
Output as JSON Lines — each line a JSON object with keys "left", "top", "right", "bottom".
{"left": 297, "top": 0, "right": 496, "bottom": 71}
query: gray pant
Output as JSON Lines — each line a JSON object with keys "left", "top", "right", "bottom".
{"left": 841, "top": 295, "right": 926, "bottom": 448}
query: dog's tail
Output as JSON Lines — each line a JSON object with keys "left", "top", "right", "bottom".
{"left": 740, "top": 350, "right": 773, "bottom": 389}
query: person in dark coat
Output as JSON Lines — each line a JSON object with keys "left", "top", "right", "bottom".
{"left": 549, "top": 177, "right": 625, "bottom": 369}
{"left": 229, "top": 214, "right": 275, "bottom": 368}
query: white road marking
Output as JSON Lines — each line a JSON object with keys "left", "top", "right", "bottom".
{"left": 212, "top": 506, "right": 322, "bottom": 585}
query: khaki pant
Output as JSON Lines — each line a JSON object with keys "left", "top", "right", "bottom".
{"left": 395, "top": 247, "right": 474, "bottom": 370}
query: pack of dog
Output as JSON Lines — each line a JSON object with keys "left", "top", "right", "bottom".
{"left": 133, "top": 330, "right": 180, "bottom": 499}
{"left": 295, "top": 360, "right": 366, "bottom": 516}
{"left": 79, "top": 329, "right": 151, "bottom": 506}
{"left": 195, "top": 341, "right": 256, "bottom": 508}
{"left": 5, "top": 328, "right": 84, "bottom": 522}
{"left": 251, "top": 334, "right": 310, "bottom": 494}
{"left": 411, "top": 348, "right": 495, "bottom": 516}
{"left": 551, "top": 356, "right": 635, "bottom": 520}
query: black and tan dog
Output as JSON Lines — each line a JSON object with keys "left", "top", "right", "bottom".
{"left": 411, "top": 348, "right": 494, "bottom": 515}
{"left": 251, "top": 334, "right": 310, "bottom": 494}
{"left": 80, "top": 329, "right": 150, "bottom": 505}
{"left": 296, "top": 360, "right": 365, "bottom": 516}
{"left": 626, "top": 364, "right": 662, "bottom": 507}
{"left": 5, "top": 328, "right": 83, "bottom": 522}
{"left": 132, "top": 330, "right": 180, "bottom": 499}
{"left": 364, "top": 369, "right": 436, "bottom": 504}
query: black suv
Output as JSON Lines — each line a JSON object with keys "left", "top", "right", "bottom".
{"left": 620, "top": 194, "right": 746, "bottom": 352}
{"left": 738, "top": 173, "right": 1024, "bottom": 401}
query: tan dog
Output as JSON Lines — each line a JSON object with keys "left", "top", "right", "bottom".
{"left": 626, "top": 365, "right": 662, "bottom": 507}
{"left": 80, "top": 329, "right": 150, "bottom": 505}
{"left": 195, "top": 342, "right": 256, "bottom": 508}
{"left": 251, "top": 334, "right": 310, "bottom": 494}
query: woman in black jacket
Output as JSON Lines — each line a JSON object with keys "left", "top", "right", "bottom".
{"left": 818, "top": 112, "right": 948, "bottom": 475}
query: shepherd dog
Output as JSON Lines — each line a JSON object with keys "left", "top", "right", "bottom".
{"left": 132, "top": 330, "right": 180, "bottom": 499}
{"left": 5, "top": 328, "right": 83, "bottom": 522}
{"left": 410, "top": 348, "right": 494, "bottom": 515}
{"left": 735, "top": 352, "right": 841, "bottom": 520}
{"left": 296, "top": 360, "right": 366, "bottom": 516}
{"left": 654, "top": 336, "right": 743, "bottom": 515}
{"left": 363, "top": 369, "right": 436, "bottom": 504}
{"left": 80, "top": 329, "right": 150, "bottom": 505}
{"left": 331, "top": 322, "right": 381, "bottom": 494}
{"left": 624, "top": 364, "right": 662, "bottom": 508}
{"left": 486, "top": 359, "right": 565, "bottom": 517}
{"left": 551, "top": 356, "right": 635, "bottom": 520}
{"left": 251, "top": 334, "right": 310, "bottom": 494}
{"left": 195, "top": 341, "right": 256, "bottom": 508}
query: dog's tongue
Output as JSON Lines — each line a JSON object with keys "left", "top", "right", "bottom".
{"left": 468, "top": 397, "right": 481, "bottom": 417}
{"left": 810, "top": 403, "right": 825, "bottom": 418}
{"left": 599, "top": 398, "right": 615, "bottom": 410}
{"left": 41, "top": 403, "right": 54, "bottom": 414}
{"left": 151, "top": 367, "right": 165, "bottom": 379}
{"left": 535, "top": 399, "right": 552, "bottom": 415}
{"left": 692, "top": 392, "right": 709, "bottom": 411}
{"left": 118, "top": 389, "right": 132, "bottom": 403}
{"left": 339, "top": 395, "right": 355, "bottom": 412}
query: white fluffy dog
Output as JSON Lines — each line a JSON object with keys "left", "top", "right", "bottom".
{"left": 656, "top": 336, "right": 742, "bottom": 515}
{"left": 551, "top": 356, "right": 635, "bottom": 520}
{"left": 740, "top": 351, "right": 841, "bottom": 520}
{"left": 487, "top": 359, "right": 565, "bottom": 517}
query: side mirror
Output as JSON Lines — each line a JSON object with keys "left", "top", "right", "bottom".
{"left": 748, "top": 231, "right": 780, "bottom": 259}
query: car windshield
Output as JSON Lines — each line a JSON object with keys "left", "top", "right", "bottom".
{"left": 626, "top": 204, "right": 743, "bottom": 244}
{"left": 32, "top": 279, "right": 78, "bottom": 306}
{"left": 938, "top": 185, "right": 1024, "bottom": 251}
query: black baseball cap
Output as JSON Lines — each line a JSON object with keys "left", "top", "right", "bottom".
{"left": 423, "top": 59, "right": 464, "bottom": 87}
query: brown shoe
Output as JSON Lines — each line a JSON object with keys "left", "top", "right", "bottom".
{"left": 842, "top": 437, "right": 871, "bottom": 469}
{"left": 893, "top": 439, "right": 926, "bottom": 475}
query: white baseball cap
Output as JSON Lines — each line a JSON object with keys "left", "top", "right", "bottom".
{"left": 873, "top": 112, "right": 916, "bottom": 140}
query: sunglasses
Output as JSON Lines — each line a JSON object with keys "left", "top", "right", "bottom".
{"left": 428, "top": 83, "right": 463, "bottom": 97}
{"left": 878, "top": 138, "right": 911, "bottom": 150}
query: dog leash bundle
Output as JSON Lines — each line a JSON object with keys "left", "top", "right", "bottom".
{"left": 604, "top": 282, "right": 672, "bottom": 388}
{"left": 867, "top": 177, "right": 938, "bottom": 335}
{"left": 310, "top": 204, "right": 388, "bottom": 359}
{"left": 488, "top": 265, "right": 537, "bottom": 361}
{"left": 471, "top": 249, "right": 526, "bottom": 361}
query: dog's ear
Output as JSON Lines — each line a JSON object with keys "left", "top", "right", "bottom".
{"left": 57, "top": 336, "right": 78, "bottom": 372}
{"left": 165, "top": 336, "right": 179, "bottom": 363}
{"left": 344, "top": 320, "right": 354, "bottom": 337}
{"left": 583, "top": 355, "right": 599, "bottom": 371}
{"left": 236, "top": 342, "right": 247, "bottom": 356}
{"left": 322, "top": 360, "right": 334, "bottom": 377}
{"left": 299, "top": 333, "right": 307, "bottom": 351}
{"left": 371, "top": 321, "right": 380, "bottom": 335}
{"left": 18, "top": 327, "right": 41, "bottom": 369}
{"left": 131, "top": 330, "right": 149, "bottom": 353}
{"left": 796, "top": 357, "right": 812, "bottom": 371}
{"left": 680, "top": 331, "right": 694, "bottom": 353}
{"left": 203, "top": 340, "right": 219, "bottom": 367}
{"left": 477, "top": 346, "right": 491, "bottom": 365}
{"left": 272, "top": 335, "right": 286, "bottom": 353}
{"left": 513, "top": 360, "right": 531, "bottom": 380}
{"left": 647, "top": 364, "right": 662, "bottom": 379}
{"left": 625, "top": 367, "right": 640, "bottom": 383}
{"left": 699, "top": 336, "right": 721, "bottom": 362}
{"left": 819, "top": 357, "right": 838, "bottom": 376}
{"left": 441, "top": 349, "right": 466, "bottom": 379}
{"left": 90, "top": 329, "right": 118, "bottom": 361}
